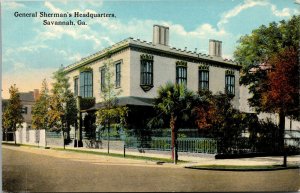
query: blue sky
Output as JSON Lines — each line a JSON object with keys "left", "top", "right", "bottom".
{"left": 2, "top": 0, "right": 299, "bottom": 98}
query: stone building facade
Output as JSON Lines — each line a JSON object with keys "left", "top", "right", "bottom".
{"left": 64, "top": 25, "right": 241, "bottom": 109}
{"left": 63, "top": 25, "right": 241, "bottom": 146}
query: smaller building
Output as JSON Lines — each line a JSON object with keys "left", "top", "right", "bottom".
{"left": 2, "top": 89, "right": 39, "bottom": 131}
{"left": 19, "top": 89, "right": 40, "bottom": 129}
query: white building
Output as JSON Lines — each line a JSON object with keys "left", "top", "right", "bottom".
{"left": 240, "top": 85, "right": 300, "bottom": 131}
{"left": 64, "top": 25, "right": 241, "bottom": 109}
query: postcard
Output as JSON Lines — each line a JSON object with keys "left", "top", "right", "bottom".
{"left": 2, "top": 0, "right": 300, "bottom": 192}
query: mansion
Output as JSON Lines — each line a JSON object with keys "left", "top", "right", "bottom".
{"left": 64, "top": 25, "right": 241, "bottom": 109}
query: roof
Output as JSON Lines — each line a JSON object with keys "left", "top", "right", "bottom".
{"left": 64, "top": 37, "right": 241, "bottom": 73}
{"left": 84, "top": 96, "right": 155, "bottom": 112}
{"left": 19, "top": 92, "right": 35, "bottom": 102}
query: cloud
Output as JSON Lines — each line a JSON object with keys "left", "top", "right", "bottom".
{"left": 218, "top": 0, "right": 299, "bottom": 30}
{"left": 2, "top": 1, "right": 25, "bottom": 10}
{"left": 67, "top": 53, "right": 83, "bottom": 62}
{"left": 218, "top": 0, "right": 268, "bottom": 29}
{"left": 270, "top": 5, "right": 298, "bottom": 17}
{"left": 4, "top": 44, "right": 49, "bottom": 65}
{"left": 86, "top": 0, "right": 103, "bottom": 7}
{"left": 44, "top": 1, "right": 64, "bottom": 13}
{"left": 32, "top": 2, "right": 106, "bottom": 49}
{"left": 12, "top": 62, "right": 26, "bottom": 71}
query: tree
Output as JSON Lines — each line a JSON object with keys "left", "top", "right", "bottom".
{"left": 48, "top": 67, "right": 78, "bottom": 148}
{"left": 262, "top": 47, "right": 299, "bottom": 158}
{"left": 192, "top": 90, "right": 218, "bottom": 130}
{"left": 96, "top": 59, "right": 128, "bottom": 154}
{"left": 193, "top": 91, "right": 261, "bottom": 153}
{"left": 153, "top": 82, "right": 195, "bottom": 163}
{"left": 32, "top": 79, "right": 50, "bottom": 130}
{"left": 234, "top": 16, "right": 300, "bottom": 152}
{"left": 3, "top": 85, "right": 24, "bottom": 144}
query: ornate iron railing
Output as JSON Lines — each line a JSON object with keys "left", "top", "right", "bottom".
{"left": 124, "top": 137, "right": 218, "bottom": 154}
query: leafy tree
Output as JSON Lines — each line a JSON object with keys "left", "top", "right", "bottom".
{"left": 3, "top": 85, "right": 24, "bottom": 144}
{"left": 193, "top": 91, "right": 261, "bottom": 153}
{"left": 48, "top": 67, "right": 78, "bottom": 146}
{"left": 234, "top": 16, "right": 300, "bottom": 153}
{"left": 96, "top": 59, "right": 128, "bottom": 153}
{"left": 192, "top": 90, "right": 218, "bottom": 130}
{"left": 152, "top": 82, "right": 195, "bottom": 163}
{"left": 262, "top": 47, "right": 299, "bottom": 120}
{"left": 32, "top": 79, "right": 50, "bottom": 130}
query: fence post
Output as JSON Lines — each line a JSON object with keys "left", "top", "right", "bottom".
{"left": 124, "top": 144, "right": 126, "bottom": 157}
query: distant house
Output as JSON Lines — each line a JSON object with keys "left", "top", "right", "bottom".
{"left": 63, "top": 24, "right": 241, "bottom": 145}
{"left": 2, "top": 89, "right": 39, "bottom": 130}
{"left": 19, "top": 89, "right": 40, "bottom": 129}
{"left": 239, "top": 85, "right": 300, "bottom": 131}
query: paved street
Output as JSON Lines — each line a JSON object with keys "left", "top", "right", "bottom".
{"left": 3, "top": 145, "right": 300, "bottom": 192}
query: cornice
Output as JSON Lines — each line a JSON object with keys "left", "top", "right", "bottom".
{"left": 64, "top": 37, "right": 241, "bottom": 73}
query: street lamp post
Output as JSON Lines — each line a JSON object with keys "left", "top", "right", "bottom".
{"left": 62, "top": 102, "right": 66, "bottom": 149}
{"left": 82, "top": 112, "right": 88, "bottom": 147}
{"left": 108, "top": 120, "right": 110, "bottom": 154}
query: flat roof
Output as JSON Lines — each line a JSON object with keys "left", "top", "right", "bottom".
{"left": 64, "top": 37, "right": 241, "bottom": 73}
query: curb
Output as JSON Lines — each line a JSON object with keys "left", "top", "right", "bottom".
{"left": 184, "top": 165, "right": 300, "bottom": 171}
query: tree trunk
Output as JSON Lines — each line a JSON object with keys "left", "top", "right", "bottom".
{"left": 78, "top": 112, "right": 83, "bottom": 147}
{"left": 170, "top": 113, "right": 178, "bottom": 164}
{"left": 278, "top": 110, "right": 286, "bottom": 166}
{"left": 14, "top": 126, "right": 16, "bottom": 144}
{"left": 108, "top": 122, "right": 110, "bottom": 154}
{"left": 13, "top": 132, "right": 16, "bottom": 145}
{"left": 66, "top": 123, "right": 70, "bottom": 142}
{"left": 62, "top": 127, "right": 65, "bottom": 149}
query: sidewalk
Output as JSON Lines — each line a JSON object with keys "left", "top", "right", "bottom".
{"left": 70, "top": 145, "right": 300, "bottom": 167}
{"left": 3, "top": 142, "right": 300, "bottom": 167}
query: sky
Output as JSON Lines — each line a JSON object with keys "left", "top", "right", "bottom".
{"left": 2, "top": 0, "right": 299, "bottom": 99}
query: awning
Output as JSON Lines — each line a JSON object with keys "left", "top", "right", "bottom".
{"left": 82, "top": 96, "right": 155, "bottom": 112}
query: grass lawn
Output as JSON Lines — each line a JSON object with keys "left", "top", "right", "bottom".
{"left": 3, "top": 142, "right": 187, "bottom": 164}
{"left": 185, "top": 164, "right": 300, "bottom": 171}
{"left": 51, "top": 147, "right": 188, "bottom": 164}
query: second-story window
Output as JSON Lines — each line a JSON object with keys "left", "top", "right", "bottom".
{"left": 176, "top": 61, "right": 187, "bottom": 86}
{"left": 199, "top": 65, "right": 209, "bottom": 90}
{"left": 80, "top": 70, "right": 93, "bottom": 98}
{"left": 115, "top": 62, "right": 121, "bottom": 88}
{"left": 140, "top": 54, "right": 154, "bottom": 92}
{"left": 74, "top": 77, "right": 79, "bottom": 96}
{"left": 21, "top": 106, "right": 28, "bottom": 114}
{"left": 100, "top": 67, "right": 106, "bottom": 92}
{"left": 225, "top": 70, "right": 235, "bottom": 95}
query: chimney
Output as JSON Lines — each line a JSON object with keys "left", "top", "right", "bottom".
{"left": 209, "top": 39, "right": 222, "bottom": 57}
{"left": 33, "top": 89, "right": 40, "bottom": 101}
{"left": 153, "top": 25, "right": 169, "bottom": 46}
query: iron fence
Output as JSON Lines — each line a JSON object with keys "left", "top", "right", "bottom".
{"left": 124, "top": 137, "right": 218, "bottom": 154}
{"left": 46, "top": 132, "right": 61, "bottom": 138}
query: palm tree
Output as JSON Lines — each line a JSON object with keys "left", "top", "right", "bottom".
{"left": 153, "top": 82, "right": 195, "bottom": 163}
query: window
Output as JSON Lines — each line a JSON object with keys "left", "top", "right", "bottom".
{"left": 199, "top": 70, "right": 209, "bottom": 90}
{"left": 225, "top": 74, "right": 235, "bottom": 95}
{"left": 80, "top": 70, "right": 93, "bottom": 98}
{"left": 101, "top": 67, "right": 106, "bottom": 92}
{"left": 21, "top": 106, "right": 28, "bottom": 114}
{"left": 140, "top": 54, "right": 154, "bottom": 91}
{"left": 115, "top": 62, "right": 121, "bottom": 88}
{"left": 74, "top": 77, "right": 79, "bottom": 96}
{"left": 176, "top": 61, "right": 187, "bottom": 86}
